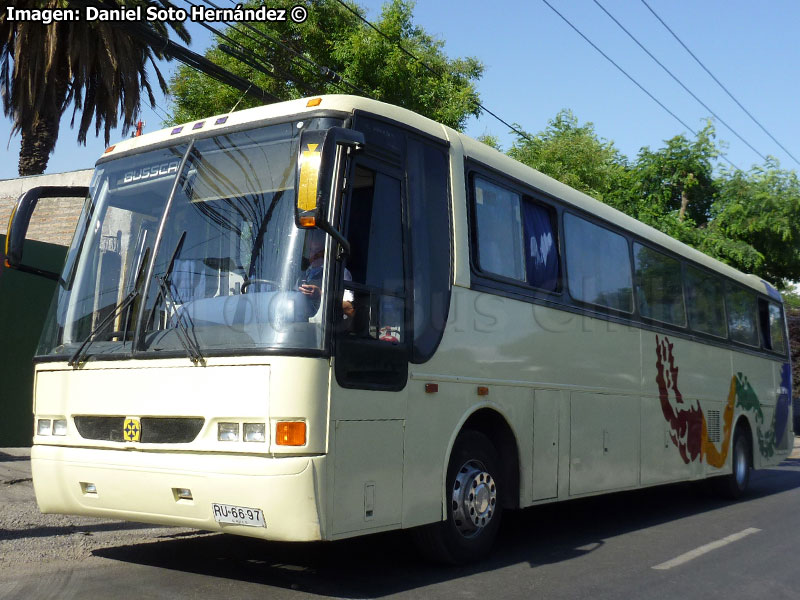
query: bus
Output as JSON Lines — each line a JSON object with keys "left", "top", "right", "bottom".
{"left": 5, "top": 95, "right": 793, "bottom": 564}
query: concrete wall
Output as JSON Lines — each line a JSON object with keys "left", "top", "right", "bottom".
{"left": 0, "top": 169, "right": 92, "bottom": 447}
{"left": 0, "top": 169, "right": 92, "bottom": 246}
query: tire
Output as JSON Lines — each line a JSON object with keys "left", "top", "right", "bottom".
{"left": 413, "top": 430, "right": 503, "bottom": 564}
{"left": 714, "top": 427, "right": 751, "bottom": 500}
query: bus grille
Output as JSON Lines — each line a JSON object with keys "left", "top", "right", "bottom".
{"left": 74, "top": 417, "right": 204, "bottom": 443}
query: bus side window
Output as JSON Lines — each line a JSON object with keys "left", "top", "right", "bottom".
{"left": 564, "top": 213, "right": 633, "bottom": 312}
{"left": 685, "top": 266, "right": 727, "bottom": 337}
{"left": 758, "top": 298, "right": 787, "bottom": 353}
{"left": 473, "top": 177, "right": 525, "bottom": 281}
{"left": 726, "top": 285, "right": 758, "bottom": 346}
{"left": 406, "top": 139, "right": 451, "bottom": 363}
{"left": 633, "top": 243, "right": 686, "bottom": 326}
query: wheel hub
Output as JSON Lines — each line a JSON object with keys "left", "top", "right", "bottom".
{"left": 451, "top": 460, "right": 497, "bottom": 537}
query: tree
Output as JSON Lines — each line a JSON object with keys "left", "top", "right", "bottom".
{"left": 168, "top": 0, "right": 483, "bottom": 131}
{"left": 629, "top": 123, "right": 718, "bottom": 226}
{"left": 709, "top": 160, "right": 800, "bottom": 287}
{"left": 0, "top": 1, "right": 189, "bottom": 175}
{"left": 507, "top": 110, "right": 629, "bottom": 204}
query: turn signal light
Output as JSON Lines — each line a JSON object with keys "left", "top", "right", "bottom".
{"left": 276, "top": 421, "right": 306, "bottom": 446}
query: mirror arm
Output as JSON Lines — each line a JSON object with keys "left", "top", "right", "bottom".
{"left": 10, "top": 263, "right": 59, "bottom": 281}
{"left": 318, "top": 220, "right": 350, "bottom": 258}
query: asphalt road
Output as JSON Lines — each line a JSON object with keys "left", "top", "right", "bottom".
{"left": 2, "top": 444, "right": 800, "bottom": 600}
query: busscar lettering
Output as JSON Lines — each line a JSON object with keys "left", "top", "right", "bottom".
{"left": 5, "top": 7, "right": 80, "bottom": 25}
{"left": 121, "top": 160, "right": 180, "bottom": 185}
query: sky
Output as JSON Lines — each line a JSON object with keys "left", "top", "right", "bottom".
{"left": 2, "top": 0, "right": 799, "bottom": 180}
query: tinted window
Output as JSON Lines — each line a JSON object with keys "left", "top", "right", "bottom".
{"left": 474, "top": 177, "right": 525, "bottom": 281}
{"left": 343, "top": 165, "right": 405, "bottom": 344}
{"left": 759, "top": 299, "right": 787, "bottom": 353}
{"left": 685, "top": 266, "right": 727, "bottom": 337}
{"left": 726, "top": 285, "right": 758, "bottom": 346}
{"left": 633, "top": 244, "right": 685, "bottom": 325}
{"left": 522, "top": 201, "right": 559, "bottom": 292}
{"left": 407, "top": 139, "right": 451, "bottom": 363}
{"left": 346, "top": 167, "right": 404, "bottom": 294}
{"left": 564, "top": 213, "right": 633, "bottom": 312}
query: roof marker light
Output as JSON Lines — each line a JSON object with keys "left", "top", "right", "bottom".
{"left": 192, "top": 121, "right": 205, "bottom": 130}
{"left": 306, "top": 98, "right": 322, "bottom": 107}
{"left": 215, "top": 116, "right": 228, "bottom": 125}
{"left": 171, "top": 126, "right": 183, "bottom": 135}
{"left": 104, "top": 145, "right": 115, "bottom": 154}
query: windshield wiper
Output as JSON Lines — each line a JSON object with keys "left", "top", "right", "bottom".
{"left": 68, "top": 245, "right": 151, "bottom": 367}
{"left": 155, "top": 274, "right": 205, "bottom": 365}
{"left": 145, "top": 231, "right": 205, "bottom": 365}
{"left": 68, "top": 290, "right": 139, "bottom": 367}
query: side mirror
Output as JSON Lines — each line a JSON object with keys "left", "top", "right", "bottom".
{"left": 4, "top": 186, "right": 88, "bottom": 280}
{"left": 295, "top": 127, "right": 364, "bottom": 232}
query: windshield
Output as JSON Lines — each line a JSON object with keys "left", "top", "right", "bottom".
{"left": 37, "top": 117, "right": 342, "bottom": 360}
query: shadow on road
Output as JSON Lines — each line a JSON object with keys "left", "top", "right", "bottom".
{"left": 0, "top": 452, "right": 31, "bottom": 463}
{"left": 93, "top": 463, "right": 800, "bottom": 598}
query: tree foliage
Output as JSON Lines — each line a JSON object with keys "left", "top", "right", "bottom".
{"left": 507, "top": 110, "right": 628, "bottom": 204}
{"left": 168, "top": 0, "right": 483, "bottom": 131}
{"left": 0, "top": 0, "right": 189, "bottom": 175}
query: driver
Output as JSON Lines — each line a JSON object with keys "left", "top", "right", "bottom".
{"left": 298, "top": 230, "right": 354, "bottom": 318}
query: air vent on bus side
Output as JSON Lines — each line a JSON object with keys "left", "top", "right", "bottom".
{"left": 706, "top": 410, "right": 721, "bottom": 443}
{"left": 74, "top": 416, "right": 204, "bottom": 443}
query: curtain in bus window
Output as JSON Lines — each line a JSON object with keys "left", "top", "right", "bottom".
{"left": 726, "top": 285, "right": 758, "bottom": 346}
{"left": 474, "top": 177, "right": 525, "bottom": 281}
{"left": 521, "top": 202, "right": 558, "bottom": 291}
{"left": 564, "top": 213, "right": 633, "bottom": 312}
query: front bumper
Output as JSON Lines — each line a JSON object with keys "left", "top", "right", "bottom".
{"left": 31, "top": 444, "right": 326, "bottom": 542}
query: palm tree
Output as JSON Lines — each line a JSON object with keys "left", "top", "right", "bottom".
{"left": 0, "top": 1, "right": 190, "bottom": 176}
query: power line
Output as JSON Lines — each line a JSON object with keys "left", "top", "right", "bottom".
{"left": 539, "top": 0, "right": 741, "bottom": 170}
{"left": 333, "top": 0, "right": 535, "bottom": 143}
{"left": 640, "top": 0, "right": 800, "bottom": 168}
{"left": 593, "top": 0, "right": 767, "bottom": 163}
{"left": 177, "top": 0, "right": 322, "bottom": 96}
{"left": 215, "top": 0, "right": 367, "bottom": 96}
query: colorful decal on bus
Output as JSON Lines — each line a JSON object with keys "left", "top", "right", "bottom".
{"left": 655, "top": 335, "right": 788, "bottom": 467}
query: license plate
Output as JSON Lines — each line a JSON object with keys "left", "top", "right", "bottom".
{"left": 212, "top": 503, "right": 265, "bottom": 527}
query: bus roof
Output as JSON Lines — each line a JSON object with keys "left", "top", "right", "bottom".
{"left": 101, "top": 94, "right": 773, "bottom": 298}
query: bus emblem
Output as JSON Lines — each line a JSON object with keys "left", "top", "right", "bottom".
{"left": 123, "top": 418, "right": 141, "bottom": 442}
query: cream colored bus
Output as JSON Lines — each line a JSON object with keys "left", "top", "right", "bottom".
{"left": 6, "top": 95, "right": 792, "bottom": 564}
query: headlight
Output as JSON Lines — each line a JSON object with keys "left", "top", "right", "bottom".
{"left": 37, "top": 419, "right": 52, "bottom": 436}
{"left": 218, "top": 422, "right": 239, "bottom": 442}
{"left": 52, "top": 419, "right": 68, "bottom": 436}
{"left": 243, "top": 423, "right": 266, "bottom": 443}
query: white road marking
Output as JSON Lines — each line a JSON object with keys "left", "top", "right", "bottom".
{"left": 652, "top": 527, "right": 761, "bottom": 570}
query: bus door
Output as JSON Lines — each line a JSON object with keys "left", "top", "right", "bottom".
{"left": 334, "top": 155, "right": 409, "bottom": 391}
{"left": 328, "top": 152, "right": 409, "bottom": 536}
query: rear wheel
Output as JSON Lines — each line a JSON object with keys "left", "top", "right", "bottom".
{"left": 714, "top": 427, "right": 751, "bottom": 499}
{"left": 413, "top": 430, "right": 503, "bottom": 564}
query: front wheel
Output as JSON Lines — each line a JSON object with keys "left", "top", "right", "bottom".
{"left": 413, "top": 430, "right": 503, "bottom": 564}
{"left": 714, "top": 427, "right": 751, "bottom": 499}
